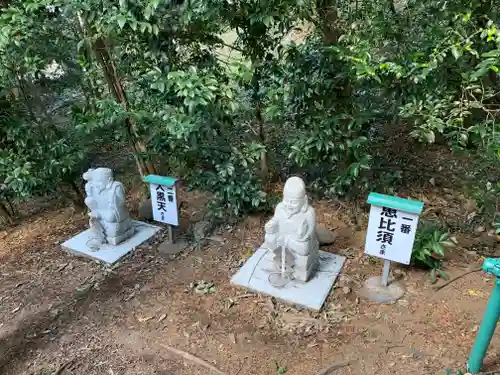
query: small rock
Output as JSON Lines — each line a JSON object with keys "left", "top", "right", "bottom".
{"left": 342, "top": 286, "right": 351, "bottom": 295}
{"left": 316, "top": 224, "right": 337, "bottom": 245}
{"left": 479, "top": 233, "right": 496, "bottom": 248}
{"left": 475, "top": 225, "right": 486, "bottom": 233}
{"left": 138, "top": 198, "right": 153, "bottom": 220}
{"left": 158, "top": 239, "right": 187, "bottom": 255}
{"left": 392, "top": 268, "right": 407, "bottom": 280}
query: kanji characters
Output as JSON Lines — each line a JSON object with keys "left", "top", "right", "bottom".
{"left": 401, "top": 224, "right": 411, "bottom": 234}
{"left": 378, "top": 217, "right": 396, "bottom": 232}
{"left": 379, "top": 244, "right": 387, "bottom": 255}
{"left": 381, "top": 207, "right": 398, "bottom": 218}
{"left": 156, "top": 184, "right": 167, "bottom": 212}
{"left": 376, "top": 230, "right": 394, "bottom": 245}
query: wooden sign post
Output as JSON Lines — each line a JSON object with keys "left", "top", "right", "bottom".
{"left": 143, "top": 175, "right": 181, "bottom": 248}
{"left": 362, "top": 192, "right": 424, "bottom": 302}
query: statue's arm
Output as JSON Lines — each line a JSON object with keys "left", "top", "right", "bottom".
{"left": 84, "top": 183, "right": 92, "bottom": 198}
{"left": 115, "top": 183, "right": 126, "bottom": 202}
{"left": 84, "top": 183, "right": 96, "bottom": 213}
{"left": 265, "top": 203, "right": 281, "bottom": 229}
{"left": 303, "top": 208, "right": 316, "bottom": 239}
{"left": 104, "top": 184, "right": 126, "bottom": 223}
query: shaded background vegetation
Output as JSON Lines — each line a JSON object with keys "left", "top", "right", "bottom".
{"left": 0, "top": 0, "right": 498, "bottom": 231}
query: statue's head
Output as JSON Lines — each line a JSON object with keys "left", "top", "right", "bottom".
{"left": 84, "top": 168, "right": 113, "bottom": 191}
{"left": 283, "top": 176, "right": 307, "bottom": 215}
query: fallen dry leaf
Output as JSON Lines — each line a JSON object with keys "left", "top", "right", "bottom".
{"left": 137, "top": 316, "right": 155, "bottom": 323}
{"left": 57, "top": 263, "right": 69, "bottom": 272}
{"left": 157, "top": 314, "right": 167, "bottom": 323}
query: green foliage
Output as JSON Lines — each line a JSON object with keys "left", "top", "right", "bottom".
{"left": 0, "top": 100, "right": 88, "bottom": 203}
{"left": 464, "top": 148, "right": 500, "bottom": 231}
{"left": 469, "top": 179, "right": 500, "bottom": 224}
{"left": 274, "top": 361, "right": 287, "bottom": 375}
{"left": 412, "top": 220, "right": 455, "bottom": 282}
{"left": 352, "top": 0, "right": 500, "bottom": 156}
{"left": 189, "top": 142, "right": 268, "bottom": 221}
{"left": 444, "top": 368, "right": 467, "bottom": 375}
{"left": 1, "top": 0, "right": 500, "bottom": 227}
{"left": 271, "top": 37, "right": 373, "bottom": 196}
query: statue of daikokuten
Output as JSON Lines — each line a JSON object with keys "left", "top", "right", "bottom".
{"left": 83, "top": 168, "right": 134, "bottom": 247}
{"left": 263, "top": 176, "right": 319, "bottom": 282}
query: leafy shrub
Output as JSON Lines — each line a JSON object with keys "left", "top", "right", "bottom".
{"left": 189, "top": 142, "right": 269, "bottom": 221}
{"left": 464, "top": 149, "right": 500, "bottom": 231}
{"left": 412, "top": 220, "right": 455, "bottom": 282}
{"left": 273, "top": 37, "right": 373, "bottom": 196}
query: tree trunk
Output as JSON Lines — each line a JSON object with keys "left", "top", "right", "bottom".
{"left": 78, "top": 13, "right": 157, "bottom": 177}
{"left": 92, "top": 36, "right": 156, "bottom": 177}
{"left": 0, "top": 202, "right": 14, "bottom": 224}
{"left": 316, "top": 0, "right": 340, "bottom": 44}
{"left": 256, "top": 102, "right": 268, "bottom": 180}
{"left": 16, "top": 75, "right": 37, "bottom": 121}
{"left": 5, "top": 197, "right": 15, "bottom": 216}
{"left": 252, "top": 68, "right": 269, "bottom": 181}
{"left": 388, "top": 0, "right": 397, "bottom": 15}
{"left": 69, "top": 180, "right": 86, "bottom": 211}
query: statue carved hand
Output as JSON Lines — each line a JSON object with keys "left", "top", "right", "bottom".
{"left": 277, "top": 235, "right": 287, "bottom": 248}
{"left": 265, "top": 220, "right": 278, "bottom": 234}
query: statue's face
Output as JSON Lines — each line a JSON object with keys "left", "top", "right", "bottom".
{"left": 91, "top": 175, "right": 110, "bottom": 191}
{"left": 283, "top": 196, "right": 303, "bottom": 215}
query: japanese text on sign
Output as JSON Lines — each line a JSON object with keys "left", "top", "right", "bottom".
{"left": 364, "top": 205, "right": 420, "bottom": 264}
{"left": 150, "top": 183, "right": 179, "bottom": 226}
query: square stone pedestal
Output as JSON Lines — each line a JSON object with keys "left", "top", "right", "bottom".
{"left": 231, "top": 247, "right": 346, "bottom": 310}
{"left": 61, "top": 220, "right": 161, "bottom": 265}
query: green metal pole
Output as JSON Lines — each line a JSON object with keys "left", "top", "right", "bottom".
{"left": 468, "top": 258, "right": 500, "bottom": 374}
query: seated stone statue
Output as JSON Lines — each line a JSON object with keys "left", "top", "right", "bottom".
{"left": 83, "top": 168, "right": 134, "bottom": 247}
{"left": 263, "top": 176, "right": 319, "bottom": 282}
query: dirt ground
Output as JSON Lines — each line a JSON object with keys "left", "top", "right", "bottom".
{"left": 1, "top": 180, "right": 499, "bottom": 375}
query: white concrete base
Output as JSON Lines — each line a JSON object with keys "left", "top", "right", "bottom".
{"left": 61, "top": 220, "right": 161, "bottom": 265}
{"left": 231, "top": 247, "right": 346, "bottom": 310}
{"left": 359, "top": 276, "right": 405, "bottom": 303}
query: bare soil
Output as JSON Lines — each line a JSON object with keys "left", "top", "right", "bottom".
{"left": 1, "top": 175, "right": 499, "bottom": 375}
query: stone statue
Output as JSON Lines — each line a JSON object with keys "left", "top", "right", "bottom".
{"left": 83, "top": 168, "right": 134, "bottom": 247}
{"left": 263, "top": 176, "right": 319, "bottom": 282}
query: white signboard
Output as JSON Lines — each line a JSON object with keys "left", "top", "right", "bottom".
{"left": 364, "top": 205, "right": 419, "bottom": 264}
{"left": 150, "top": 183, "right": 179, "bottom": 226}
